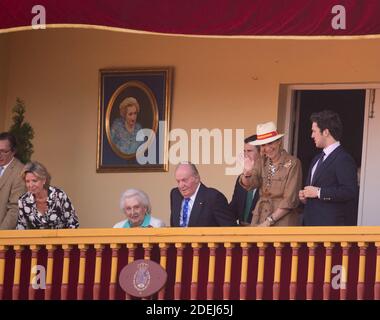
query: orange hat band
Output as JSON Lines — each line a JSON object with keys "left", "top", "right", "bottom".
{"left": 257, "top": 131, "right": 278, "bottom": 140}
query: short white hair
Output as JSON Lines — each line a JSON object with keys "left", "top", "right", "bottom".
{"left": 119, "top": 188, "right": 151, "bottom": 213}
{"left": 175, "top": 162, "right": 200, "bottom": 178}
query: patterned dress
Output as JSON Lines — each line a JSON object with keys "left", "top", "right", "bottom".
{"left": 110, "top": 118, "right": 143, "bottom": 154}
{"left": 16, "top": 186, "right": 79, "bottom": 229}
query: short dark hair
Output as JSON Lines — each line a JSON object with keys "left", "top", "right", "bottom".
{"left": 244, "top": 134, "right": 260, "bottom": 150}
{"left": 0, "top": 132, "right": 17, "bottom": 151}
{"left": 244, "top": 134, "right": 257, "bottom": 144}
{"left": 310, "top": 110, "right": 343, "bottom": 141}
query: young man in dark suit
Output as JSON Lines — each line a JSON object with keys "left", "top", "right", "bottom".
{"left": 170, "top": 162, "right": 237, "bottom": 227}
{"left": 299, "top": 110, "right": 358, "bottom": 226}
{"left": 229, "top": 135, "right": 260, "bottom": 225}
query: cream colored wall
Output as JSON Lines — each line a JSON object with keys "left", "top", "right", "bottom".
{"left": 2, "top": 29, "right": 380, "bottom": 227}
{"left": 0, "top": 34, "right": 9, "bottom": 131}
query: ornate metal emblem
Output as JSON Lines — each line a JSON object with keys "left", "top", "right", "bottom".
{"left": 133, "top": 262, "right": 151, "bottom": 292}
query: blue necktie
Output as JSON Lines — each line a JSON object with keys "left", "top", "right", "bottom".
{"left": 312, "top": 152, "right": 325, "bottom": 184}
{"left": 180, "top": 198, "right": 190, "bottom": 227}
{"left": 0, "top": 166, "right": 3, "bottom": 177}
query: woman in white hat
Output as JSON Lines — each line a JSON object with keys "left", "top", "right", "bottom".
{"left": 240, "top": 121, "right": 302, "bottom": 226}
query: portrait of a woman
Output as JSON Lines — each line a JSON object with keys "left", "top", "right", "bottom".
{"left": 110, "top": 97, "right": 144, "bottom": 154}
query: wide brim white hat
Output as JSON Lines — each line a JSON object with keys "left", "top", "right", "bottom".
{"left": 249, "top": 121, "right": 285, "bottom": 146}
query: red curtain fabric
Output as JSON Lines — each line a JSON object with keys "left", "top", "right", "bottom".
{"left": 0, "top": 0, "right": 380, "bottom": 36}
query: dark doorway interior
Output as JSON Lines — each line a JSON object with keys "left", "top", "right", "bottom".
{"left": 294, "top": 89, "right": 365, "bottom": 185}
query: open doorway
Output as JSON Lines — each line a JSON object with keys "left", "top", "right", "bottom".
{"left": 293, "top": 90, "right": 365, "bottom": 182}
{"left": 291, "top": 89, "right": 366, "bottom": 225}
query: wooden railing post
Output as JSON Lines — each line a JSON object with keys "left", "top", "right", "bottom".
{"left": 45, "top": 244, "right": 55, "bottom": 300}
{"left": 289, "top": 242, "right": 300, "bottom": 300}
{"left": 207, "top": 243, "right": 216, "bottom": 300}
{"left": 357, "top": 242, "right": 367, "bottom": 300}
{"left": 143, "top": 243, "right": 152, "bottom": 260}
{"left": 0, "top": 245, "right": 7, "bottom": 300}
{"left": 239, "top": 242, "right": 250, "bottom": 300}
{"left": 340, "top": 242, "right": 350, "bottom": 300}
{"left": 125, "top": 243, "right": 136, "bottom": 300}
{"left": 28, "top": 245, "right": 39, "bottom": 300}
{"left": 323, "top": 242, "right": 333, "bottom": 300}
{"left": 77, "top": 244, "right": 88, "bottom": 300}
{"left": 174, "top": 243, "right": 184, "bottom": 300}
{"left": 375, "top": 242, "right": 380, "bottom": 300}
{"left": 306, "top": 242, "right": 316, "bottom": 300}
{"left": 93, "top": 244, "right": 104, "bottom": 300}
{"left": 256, "top": 243, "right": 266, "bottom": 300}
{"left": 158, "top": 243, "right": 168, "bottom": 300}
{"left": 61, "top": 244, "right": 72, "bottom": 300}
{"left": 109, "top": 243, "right": 120, "bottom": 300}
{"left": 12, "top": 245, "right": 23, "bottom": 300}
{"left": 273, "top": 242, "right": 283, "bottom": 300}
{"left": 223, "top": 243, "right": 234, "bottom": 300}
{"left": 190, "top": 243, "right": 200, "bottom": 300}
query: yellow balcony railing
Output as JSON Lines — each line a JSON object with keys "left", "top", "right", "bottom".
{"left": 1, "top": 226, "right": 380, "bottom": 300}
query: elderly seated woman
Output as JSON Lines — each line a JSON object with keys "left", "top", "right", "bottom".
{"left": 113, "top": 188, "right": 166, "bottom": 228}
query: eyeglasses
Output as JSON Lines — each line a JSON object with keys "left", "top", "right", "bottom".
{"left": 0, "top": 149, "right": 12, "bottom": 156}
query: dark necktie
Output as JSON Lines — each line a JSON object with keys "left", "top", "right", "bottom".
{"left": 180, "top": 198, "right": 190, "bottom": 227}
{"left": 312, "top": 152, "right": 325, "bottom": 184}
{"left": 0, "top": 166, "right": 3, "bottom": 177}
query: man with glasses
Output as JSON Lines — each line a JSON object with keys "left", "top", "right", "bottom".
{"left": 0, "top": 132, "right": 26, "bottom": 229}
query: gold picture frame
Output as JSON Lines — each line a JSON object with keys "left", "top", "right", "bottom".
{"left": 97, "top": 67, "right": 173, "bottom": 172}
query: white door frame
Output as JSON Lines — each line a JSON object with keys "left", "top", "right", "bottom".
{"left": 282, "top": 83, "right": 380, "bottom": 225}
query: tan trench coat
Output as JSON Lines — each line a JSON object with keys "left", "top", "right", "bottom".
{"left": 0, "top": 158, "right": 26, "bottom": 229}
{"left": 240, "top": 150, "right": 302, "bottom": 226}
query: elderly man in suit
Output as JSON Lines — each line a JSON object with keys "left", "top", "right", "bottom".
{"left": 170, "top": 162, "right": 237, "bottom": 227}
{"left": 229, "top": 134, "right": 260, "bottom": 225}
{"left": 0, "top": 132, "right": 26, "bottom": 229}
{"left": 299, "top": 110, "right": 358, "bottom": 226}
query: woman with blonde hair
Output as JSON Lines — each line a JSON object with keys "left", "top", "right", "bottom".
{"left": 110, "top": 97, "right": 143, "bottom": 154}
{"left": 16, "top": 161, "right": 79, "bottom": 229}
{"left": 241, "top": 121, "right": 302, "bottom": 227}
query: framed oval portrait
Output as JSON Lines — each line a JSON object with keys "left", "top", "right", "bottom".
{"left": 105, "top": 81, "right": 159, "bottom": 160}
{"left": 97, "top": 68, "right": 172, "bottom": 172}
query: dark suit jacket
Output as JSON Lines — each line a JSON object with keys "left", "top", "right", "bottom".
{"left": 170, "top": 183, "right": 237, "bottom": 227}
{"left": 229, "top": 177, "right": 259, "bottom": 224}
{"left": 303, "top": 145, "right": 358, "bottom": 226}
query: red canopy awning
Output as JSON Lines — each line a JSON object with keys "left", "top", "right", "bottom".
{"left": 1, "top": 0, "right": 380, "bottom": 37}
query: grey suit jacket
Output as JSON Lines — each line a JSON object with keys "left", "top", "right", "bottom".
{"left": 0, "top": 158, "right": 26, "bottom": 229}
